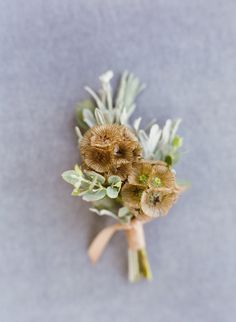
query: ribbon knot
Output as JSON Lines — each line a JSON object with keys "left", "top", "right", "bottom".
{"left": 88, "top": 219, "right": 145, "bottom": 263}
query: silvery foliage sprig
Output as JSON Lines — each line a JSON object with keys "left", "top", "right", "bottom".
{"left": 62, "top": 165, "right": 131, "bottom": 223}
{"left": 62, "top": 165, "right": 122, "bottom": 201}
{"left": 133, "top": 117, "right": 183, "bottom": 165}
{"left": 74, "top": 70, "right": 146, "bottom": 140}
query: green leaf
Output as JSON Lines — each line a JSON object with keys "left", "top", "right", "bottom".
{"left": 74, "top": 164, "right": 83, "bottom": 175}
{"left": 75, "top": 99, "right": 96, "bottom": 133}
{"left": 118, "top": 207, "right": 130, "bottom": 218}
{"left": 108, "top": 175, "right": 121, "bottom": 186}
{"left": 61, "top": 170, "right": 81, "bottom": 186}
{"left": 89, "top": 208, "right": 118, "bottom": 220}
{"left": 71, "top": 188, "right": 80, "bottom": 196}
{"left": 83, "top": 108, "right": 96, "bottom": 128}
{"left": 94, "top": 108, "right": 106, "bottom": 125}
{"left": 106, "top": 186, "right": 119, "bottom": 199}
{"left": 92, "top": 197, "right": 120, "bottom": 211}
{"left": 82, "top": 189, "right": 106, "bottom": 201}
{"left": 119, "top": 216, "right": 132, "bottom": 224}
{"left": 85, "top": 171, "right": 105, "bottom": 184}
{"left": 172, "top": 135, "right": 183, "bottom": 149}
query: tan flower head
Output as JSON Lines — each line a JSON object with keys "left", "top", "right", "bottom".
{"left": 121, "top": 183, "right": 145, "bottom": 208}
{"left": 113, "top": 141, "right": 135, "bottom": 164}
{"left": 128, "top": 161, "right": 153, "bottom": 186}
{"left": 122, "top": 160, "right": 179, "bottom": 219}
{"left": 141, "top": 188, "right": 178, "bottom": 217}
{"left": 148, "top": 161, "right": 175, "bottom": 190}
{"left": 108, "top": 163, "right": 132, "bottom": 181}
{"left": 128, "top": 160, "right": 175, "bottom": 190}
{"left": 82, "top": 146, "right": 112, "bottom": 173}
{"left": 80, "top": 124, "right": 142, "bottom": 178}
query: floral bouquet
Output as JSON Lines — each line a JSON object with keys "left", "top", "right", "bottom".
{"left": 62, "top": 71, "right": 185, "bottom": 282}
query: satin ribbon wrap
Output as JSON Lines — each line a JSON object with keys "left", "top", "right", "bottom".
{"left": 88, "top": 219, "right": 146, "bottom": 264}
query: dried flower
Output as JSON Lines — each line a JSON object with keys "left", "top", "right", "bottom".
{"left": 149, "top": 162, "right": 175, "bottom": 190}
{"left": 121, "top": 160, "right": 179, "bottom": 218}
{"left": 128, "top": 161, "right": 153, "bottom": 186}
{"left": 82, "top": 147, "right": 112, "bottom": 173}
{"left": 80, "top": 124, "right": 142, "bottom": 178}
{"left": 121, "top": 183, "right": 145, "bottom": 208}
{"left": 141, "top": 189, "right": 178, "bottom": 217}
{"left": 108, "top": 163, "right": 132, "bottom": 181}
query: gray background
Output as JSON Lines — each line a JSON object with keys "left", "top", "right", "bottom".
{"left": 0, "top": 0, "right": 235, "bottom": 321}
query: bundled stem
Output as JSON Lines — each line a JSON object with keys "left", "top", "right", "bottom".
{"left": 125, "top": 220, "right": 152, "bottom": 282}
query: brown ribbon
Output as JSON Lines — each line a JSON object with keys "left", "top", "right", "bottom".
{"left": 88, "top": 219, "right": 145, "bottom": 264}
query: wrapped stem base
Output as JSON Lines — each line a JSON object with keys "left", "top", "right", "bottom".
{"left": 125, "top": 220, "right": 152, "bottom": 282}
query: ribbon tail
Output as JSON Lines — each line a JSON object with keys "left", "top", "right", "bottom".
{"left": 88, "top": 224, "right": 122, "bottom": 264}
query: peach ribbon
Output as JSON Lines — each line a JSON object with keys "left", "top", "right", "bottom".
{"left": 88, "top": 219, "right": 145, "bottom": 264}
{"left": 88, "top": 184, "right": 187, "bottom": 263}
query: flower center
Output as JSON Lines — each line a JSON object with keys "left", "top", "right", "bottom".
{"left": 149, "top": 192, "right": 160, "bottom": 205}
{"left": 152, "top": 176, "right": 162, "bottom": 187}
{"left": 138, "top": 174, "right": 148, "bottom": 184}
{"left": 114, "top": 145, "right": 127, "bottom": 158}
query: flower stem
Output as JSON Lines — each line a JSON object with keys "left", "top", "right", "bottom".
{"left": 125, "top": 220, "right": 152, "bottom": 282}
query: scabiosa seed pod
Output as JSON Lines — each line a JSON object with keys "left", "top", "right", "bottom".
{"left": 80, "top": 124, "right": 142, "bottom": 180}
{"left": 121, "top": 160, "right": 179, "bottom": 218}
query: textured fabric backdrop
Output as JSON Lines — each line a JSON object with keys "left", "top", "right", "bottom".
{"left": 0, "top": 1, "right": 235, "bottom": 321}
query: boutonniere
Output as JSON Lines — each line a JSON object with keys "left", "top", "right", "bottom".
{"left": 62, "top": 71, "right": 186, "bottom": 282}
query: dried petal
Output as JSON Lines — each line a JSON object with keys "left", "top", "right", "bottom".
{"left": 121, "top": 183, "right": 145, "bottom": 208}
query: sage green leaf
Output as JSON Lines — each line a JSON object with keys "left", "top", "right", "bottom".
{"left": 88, "top": 176, "right": 98, "bottom": 190}
{"left": 89, "top": 208, "right": 118, "bottom": 220}
{"left": 119, "top": 216, "right": 132, "bottom": 224}
{"left": 133, "top": 117, "right": 142, "bottom": 132}
{"left": 115, "top": 71, "right": 145, "bottom": 117}
{"left": 106, "top": 186, "right": 119, "bottom": 199}
{"left": 85, "top": 171, "right": 105, "bottom": 184}
{"left": 92, "top": 197, "right": 120, "bottom": 211}
{"left": 71, "top": 188, "right": 80, "bottom": 196}
{"left": 83, "top": 108, "right": 96, "bottom": 128}
{"left": 75, "top": 126, "right": 83, "bottom": 140}
{"left": 75, "top": 99, "right": 95, "bottom": 132}
{"left": 94, "top": 108, "right": 106, "bottom": 125}
{"left": 108, "top": 175, "right": 121, "bottom": 185}
{"left": 82, "top": 189, "right": 106, "bottom": 201}
{"left": 61, "top": 170, "right": 81, "bottom": 186}
{"left": 84, "top": 86, "right": 106, "bottom": 110}
{"left": 74, "top": 164, "right": 83, "bottom": 176}
{"left": 170, "top": 118, "right": 182, "bottom": 141}
{"left": 118, "top": 207, "right": 130, "bottom": 218}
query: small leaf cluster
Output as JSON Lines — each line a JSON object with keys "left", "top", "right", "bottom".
{"left": 62, "top": 165, "right": 122, "bottom": 202}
